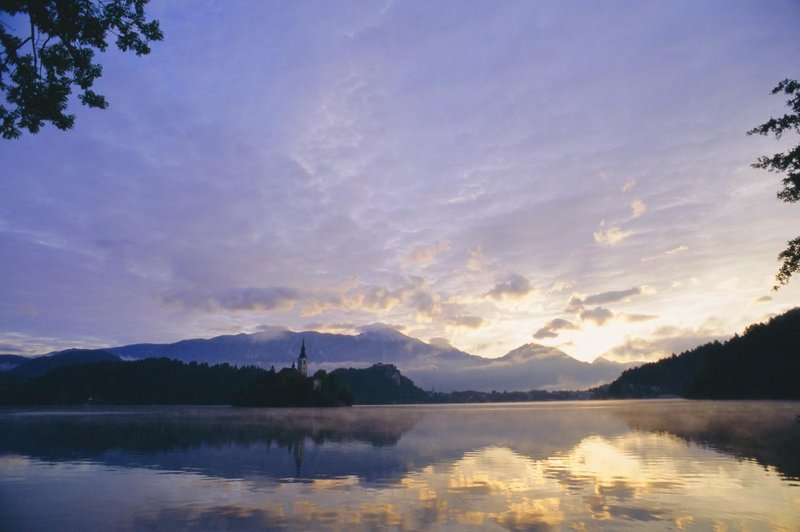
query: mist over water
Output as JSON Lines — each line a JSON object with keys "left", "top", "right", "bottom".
{"left": 1, "top": 401, "right": 798, "bottom": 530}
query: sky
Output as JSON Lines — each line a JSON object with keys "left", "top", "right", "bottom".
{"left": 1, "top": 0, "right": 799, "bottom": 362}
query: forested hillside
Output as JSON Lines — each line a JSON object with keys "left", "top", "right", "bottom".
{"left": 0, "top": 358, "right": 266, "bottom": 405}
{"left": 607, "top": 308, "right": 800, "bottom": 399}
{"left": 331, "top": 364, "right": 432, "bottom": 404}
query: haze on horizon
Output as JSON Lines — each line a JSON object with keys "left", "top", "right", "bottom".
{"left": 1, "top": 0, "right": 799, "bottom": 362}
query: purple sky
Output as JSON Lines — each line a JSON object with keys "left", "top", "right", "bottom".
{"left": 1, "top": 0, "right": 799, "bottom": 361}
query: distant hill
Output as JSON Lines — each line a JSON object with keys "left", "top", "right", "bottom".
{"left": 7, "top": 349, "right": 121, "bottom": 378}
{"left": 95, "top": 328, "right": 629, "bottom": 392}
{"left": 409, "top": 343, "right": 633, "bottom": 392}
{"left": 607, "top": 308, "right": 800, "bottom": 399}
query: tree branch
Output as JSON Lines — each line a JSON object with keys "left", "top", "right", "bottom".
{"left": 29, "top": 13, "right": 37, "bottom": 77}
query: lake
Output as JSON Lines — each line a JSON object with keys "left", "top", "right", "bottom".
{"left": 1, "top": 400, "right": 798, "bottom": 530}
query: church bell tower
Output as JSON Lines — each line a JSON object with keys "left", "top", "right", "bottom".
{"left": 298, "top": 339, "right": 308, "bottom": 377}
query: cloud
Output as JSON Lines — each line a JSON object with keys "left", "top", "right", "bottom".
{"left": 219, "top": 287, "right": 300, "bottom": 312}
{"left": 466, "top": 246, "right": 488, "bottom": 272}
{"left": 665, "top": 245, "right": 688, "bottom": 255}
{"left": 622, "top": 313, "right": 658, "bottom": 323}
{"left": 641, "top": 245, "right": 689, "bottom": 262}
{"left": 602, "top": 322, "right": 725, "bottom": 362}
{"left": 299, "top": 278, "right": 443, "bottom": 318}
{"left": 165, "top": 276, "right": 444, "bottom": 320}
{"left": 579, "top": 307, "right": 614, "bottom": 325}
{"left": 0, "top": 343, "right": 25, "bottom": 354}
{"left": 404, "top": 276, "right": 443, "bottom": 320}
{"left": 166, "top": 286, "right": 300, "bottom": 312}
{"left": 406, "top": 240, "right": 451, "bottom": 265}
{"left": 621, "top": 178, "right": 637, "bottom": 192}
{"left": 428, "top": 337, "right": 453, "bottom": 349}
{"left": 445, "top": 315, "right": 487, "bottom": 329}
{"left": 358, "top": 322, "right": 407, "bottom": 334}
{"left": 303, "top": 322, "right": 359, "bottom": 334}
{"left": 585, "top": 286, "right": 651, "bottom": 306}
{"left": 716, "top": 277, "right": 740, "bottom": 291}
{"left": 349, "top": 285, "right": 403, "bottom": 312}
{"left": 548, "top": 281, "right": 571, "bottom": 293}
{"left": 486, "top": 274, "right": 533, "bottom": 300}
{"left": 603, "top": 334, "right": 716, "bottom": 363}
{"left": 533, "top": 318, "right": 578, "bottom": 339}
{"left": 630, "top": 199, "right": 646, "bottom": 218}
{"left": 593, "top": 222, "right": 632, "bottom": 246}
{"left": 3, "top": 1, "right": 797, "bottom": 358}
{"left": 566, "top": 286, "right": 653, "bottom": 312}
{"left": 253, "top": 324, "right": 291, "bottom": 338}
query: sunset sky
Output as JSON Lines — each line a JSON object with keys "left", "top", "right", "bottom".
{"left": 1, "top": 0, "right": 798, "bottom": 362}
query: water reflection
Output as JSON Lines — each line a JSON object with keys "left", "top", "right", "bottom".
{"left": 1, "top": 401, "right": 798, "bottom": 530}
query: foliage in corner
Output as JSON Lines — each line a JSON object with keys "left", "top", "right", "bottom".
{"left": 0, "top": 0, "right": 163, "bottom": 139}
{"left": 747, "top": 78, "right": 800, "bottom": 288}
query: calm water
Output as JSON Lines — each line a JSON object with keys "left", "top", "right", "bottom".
{"left": 0, "top": 400, "right": 798, "bottom": 531}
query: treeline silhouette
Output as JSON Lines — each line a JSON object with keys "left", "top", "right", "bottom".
{"left": 0, "top": 357, "right": 266, "bottom": 405}
{"left": 0, "top": 356, "right": 405, "bottom": 406}
{"left": 607, "top": 307, "right": 800, "bottom": 399}
{"left": 0, "top": 353, "right": 597, "bottom": 406}
{"left": 232, "top": 368, "right": 353, "bottom": 407}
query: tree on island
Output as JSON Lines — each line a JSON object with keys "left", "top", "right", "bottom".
{"left": 748, "top": 78, "right": 800, "bottom": 288}
{"left": 232, "top": 368, "right": 353, "bottom": 407}
{"left": 0, "top": 0, "right": 163, "bottom": 139}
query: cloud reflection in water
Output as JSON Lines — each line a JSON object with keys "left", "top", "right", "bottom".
{"left": 0, "top": 401, "right": 798, "bottom": 530}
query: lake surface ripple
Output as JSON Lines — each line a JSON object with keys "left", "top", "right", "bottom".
{"left": 1, "top": 400, "right": 798, "bottom": 530}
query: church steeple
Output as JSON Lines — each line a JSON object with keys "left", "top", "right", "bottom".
{"left": 297, "top": 338, "right": 308, "bottom": 377}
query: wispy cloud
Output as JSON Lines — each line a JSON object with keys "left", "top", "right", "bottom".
{"left": 165, "top": 276, "right": 446, "bottom": 322}
{"left": 567, "top": 286, "right": 653, "bottom": 313}
{"left": 621, "top": 179, "right": 637, "bottom": 192}
{"left": 466, "top": 246, "right": 489, "bottom": 273}
{"left": 0, "top": 1, "right": 797, "bottom": 360}
{"left": 641, "top": 245, "right": 689, "bottom": 262}
{"left": 630, "top": 199, "right": 646, "bottom": 218}
{"left": 593, "top": 222, "right": 632, "bottom": 246}
{"left": 665, "top": 245, "right": 688, "bottom": 255}
{"left": 166, "top": 287, "right": 301, "bottom": 313}
{"left": 602, "top": 323, "right": 725, "bottom": 362}
{"left": 622, "top": 313, "right": 658, "bottom": 323}
{"left": 405, "top": 240, "right": 451, "bottom": 265}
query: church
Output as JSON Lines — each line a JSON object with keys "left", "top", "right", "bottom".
{"left": 297, "top": 339, "right": 308, "bottom": 377}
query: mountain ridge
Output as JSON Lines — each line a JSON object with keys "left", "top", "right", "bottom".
{"left": 6, "top": 329, "right": 632, "bottom": 392}
{"left": 103, "top": 328, "right": 628, "bottom": 392}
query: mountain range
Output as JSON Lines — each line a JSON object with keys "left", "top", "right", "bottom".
{"left": 1, "top": 326, "right": 631, "bottom": 392}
